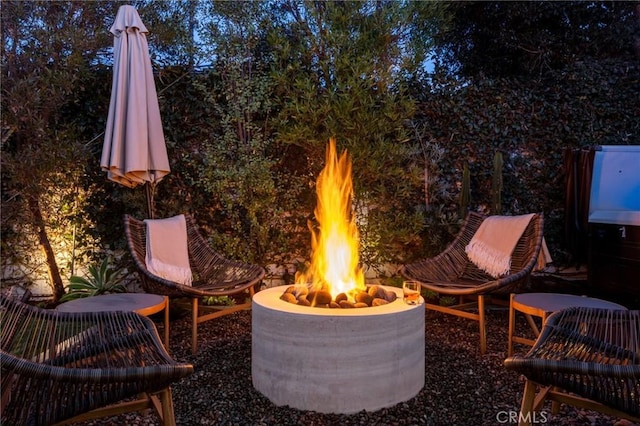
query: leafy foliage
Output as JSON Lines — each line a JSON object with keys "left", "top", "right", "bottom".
{"left": 267, "top": 1, "right": 447, "bottom": 265}
{"left": 181, "top": 2, "right": 308, "bottom": 264}
{"left": 1, "top": 1, "right": 203, "bottom": 299}
{"left": 60, "top": 258, "right": 126, "bottom": 302}
{"left": 434, "top": 2, "right": 639, "bottom": 78}
{"left": 202, "top": 295, "right": 235, "bottom": 307}
{"left": 1, "top": 1, "right": 118, "bottom": 299}
{"left": 416, "top": 58, "right": 640, "bottom": 264}
{"left": 1, "top": 1, "right": 639, "bottom": 296}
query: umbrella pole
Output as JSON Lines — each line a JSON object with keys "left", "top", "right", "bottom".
{"left": 146, "top": 183, "right": 156, "bottom": 219}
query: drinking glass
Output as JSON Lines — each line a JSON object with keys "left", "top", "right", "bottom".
{"left": 402, "top": 281, "right": 421, "bottom": 305}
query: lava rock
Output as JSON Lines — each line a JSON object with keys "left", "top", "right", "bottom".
{"left": 308, "top": 290, "right": 332, "bottom": 306}
{"left": 280, "top": 293, "right": 297, "bottom": 304}
{"left": 384, "top": 290, "right": 398, "bottom": 302}
{"left": 355, "top": 292, "right": 373, "bottom": 306}
{"left": 367, "top": 285, "right": 380, "bottom": 297}
{"left": 294, "top": 285, "right": 309, "bottom": 298}
{"left": 339, "top": 300, "right": 355, "bottom": 308}
{"left": 371, "top": 285, "right": 389, "bottom": 300}
{"left": 372, "top": 298, "right": 389, "bottom": 306}
{"left": 297, "top": 296, "right": 311, "bottom": 306}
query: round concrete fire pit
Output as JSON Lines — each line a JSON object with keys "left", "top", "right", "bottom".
{"left": 252, "top": 285, "right": 425, "bottom": 414}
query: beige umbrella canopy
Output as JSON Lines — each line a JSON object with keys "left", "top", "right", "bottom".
{"left": 101, "top": 5, "right": 170, "bottom": 218}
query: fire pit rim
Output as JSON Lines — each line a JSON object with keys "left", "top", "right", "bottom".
{"left": 253, "top": 285, "right": 422, "bottom": 317}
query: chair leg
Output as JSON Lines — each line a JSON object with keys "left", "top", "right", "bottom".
{"left": 550, "top": 386, "right": 561, "bottom": 414}
{"left": 508, "top": 293, "right": 515, "bottom": 357}
{"left": 192, "top": 297, "right": 198, "bottom": 355}
{"left": 146, "top": 388, "right": 176, "bottom": 426}
{"left": 163, "top": 296, "right": 170, "bottom": 350}
{"left": 525, "top": 314, "right": 541, "bottom": 337}
{"left": 160, "top": 387, "right": 176, "bottom": 426}
{"left": 478, "top": 295, "right": 487, "bottom": 355}
{"left": 519, "top": 379, "right": 537, "bottom": 426}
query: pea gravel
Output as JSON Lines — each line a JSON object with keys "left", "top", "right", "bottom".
{"left": 76, "top": 301, "right": 637, "bottom": 426}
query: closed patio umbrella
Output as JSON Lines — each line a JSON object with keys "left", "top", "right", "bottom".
{"left": 101, "top": 5, "right": 169, "bottom": 218}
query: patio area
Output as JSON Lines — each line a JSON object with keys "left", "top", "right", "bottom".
{"left": 73, "top": 284, "right": 633, "bottom": 426}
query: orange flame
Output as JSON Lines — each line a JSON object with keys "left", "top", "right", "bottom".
{"left": 296, "top": 138, "right": 366, "bottom": 301}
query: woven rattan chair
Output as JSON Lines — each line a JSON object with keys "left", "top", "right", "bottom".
{"left": 0, "top": 295, "right": 193, "bottom": 426}
{"left": 125, "top": 214, "right": 265, "bottom": 354}
{"left": 400, "top": 212, "right": 544, "bottom": 354}
{"left": 504, "top": 307, "right": 640, "bottom": 426}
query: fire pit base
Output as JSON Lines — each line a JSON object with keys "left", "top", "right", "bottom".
{"left": 252, "top": 285, "right": 425, "bottom": 414}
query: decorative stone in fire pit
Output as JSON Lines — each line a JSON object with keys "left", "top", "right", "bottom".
{"left": 279, "top": 283, "right": 398, "bottom": 308}
{"left": 252, "top": 285, "right": 425, "bottom": 414}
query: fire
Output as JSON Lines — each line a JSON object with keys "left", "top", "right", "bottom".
{"left": 295, "top": 138, "right": 366, "bottom": 301}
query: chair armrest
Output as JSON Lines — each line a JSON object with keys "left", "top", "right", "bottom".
{"left": 1, "top": 350, "right": 192, "bottom": 383}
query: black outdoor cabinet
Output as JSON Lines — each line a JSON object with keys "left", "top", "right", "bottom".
{"left": 588, "top": 223, "right": 640, "bottom": 299}
{"left": 587, "top": 145, "right": 640, "bottom": 303}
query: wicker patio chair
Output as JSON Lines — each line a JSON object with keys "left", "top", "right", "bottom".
{"left": 124, "top": 214, "right": 265, "bottom": 354}
{"left": 0, "top": 295, "right": 193, "bottom": 426}
{"left": 504, "top": 307, "right": 640, "bottom": 426}
{"left": 400, "top": 212, "right": 544, "bottom": 354}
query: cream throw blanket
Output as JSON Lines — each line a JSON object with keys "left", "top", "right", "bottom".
{"left": 144, "top": 214, "right": 193, "bottom": 286}
{"left": 465, "top": 213, "right": 535, "bottom": 278}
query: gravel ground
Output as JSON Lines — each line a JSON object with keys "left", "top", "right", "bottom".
{"left": 77, "top": 302, "right": 637, "bottom": 426}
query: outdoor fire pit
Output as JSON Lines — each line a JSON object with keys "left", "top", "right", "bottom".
{"left": 251, "top": 139, "right": 425, "bottom": 413}
{"left": 252, "top": 285, "right": 425, "bottom": 414}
